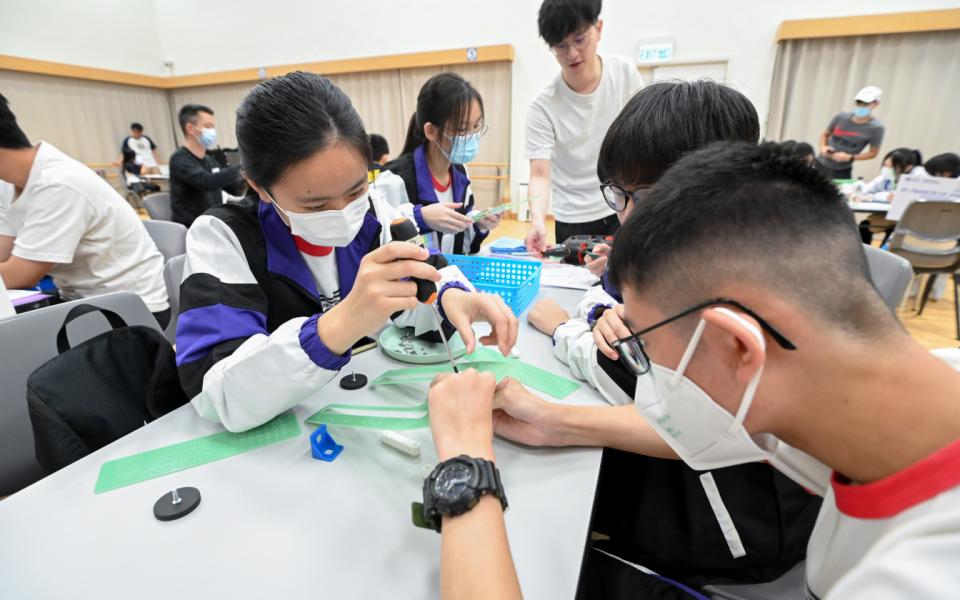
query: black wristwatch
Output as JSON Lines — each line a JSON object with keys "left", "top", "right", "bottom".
{"left": 414, "top": 455, "right": 508, "bottom": 532}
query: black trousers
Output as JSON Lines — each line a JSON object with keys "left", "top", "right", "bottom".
{"left": 555, "top": 214, "right": 621, "bottom": 243}
{"left": 152, "top": 308, "right": 171, "bottom": 330}
{"left": 814, "top": 160, "right": 852, "bottom": 180}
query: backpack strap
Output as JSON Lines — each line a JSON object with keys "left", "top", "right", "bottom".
{"left": 55, "top": 304, "right": 128, "bottom": 354}
{"left": 144, "top": 342, "right": 182, "bottom": 419}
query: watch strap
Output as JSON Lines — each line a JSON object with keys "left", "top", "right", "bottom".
{"left": 417, "top": 455, "right": 508, "bottom": 533}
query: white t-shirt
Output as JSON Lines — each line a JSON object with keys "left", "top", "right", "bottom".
{"left": 0, "top": 142, "right": 168, "bottom": 312}
{"left": 525, "top": 55, "right": 643, "bottom": 223}
{"left": 125, "top": 135, "right": 158, "bottom": 167}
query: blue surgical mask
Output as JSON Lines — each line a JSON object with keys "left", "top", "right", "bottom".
{"left": 440, "top": 133, "right": 480, "bottom": 165}
{"left": 198, "top": 127, "right": 218, "bottom": 149}
{"left": 853, "top": 107, "right": 871, "bottom": 118}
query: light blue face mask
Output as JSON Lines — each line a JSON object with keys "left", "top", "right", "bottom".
{"left": 198, "top": 127, "right": 218, "bottom": 149}
{"left": 441, "top": 133, "right": 480, "bottom": 165}
{"left": 853, "top": 106, "right": 871, "bottom": 118}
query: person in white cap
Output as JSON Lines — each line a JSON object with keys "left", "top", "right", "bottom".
{"left": 815, "top": 85, "right": 885, "bottom": 179}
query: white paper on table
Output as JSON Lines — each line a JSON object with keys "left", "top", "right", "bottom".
{"left": 887, "top": 175, "right": 960, "bottom": 220}
{"left": 0, "top": 279, "right": 16, "bottom": 319}
{"left": 5, "top": 288, "right": 43, "bottom": 302}
{"left": 540, "top": 263, "right": 600, "bottom": 290}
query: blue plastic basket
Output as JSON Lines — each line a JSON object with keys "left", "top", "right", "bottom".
{"left": 443, "top": 254, "right": 542, "bottom": 315}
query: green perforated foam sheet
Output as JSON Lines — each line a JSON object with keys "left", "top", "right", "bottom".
{"left": 94, "top": 413, "right": 301, "bottom": 494}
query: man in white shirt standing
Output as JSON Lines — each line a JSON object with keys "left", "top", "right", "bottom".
{"left": 0, "top": 93, "right": 169, "bottom": 327}
{"left": 524, "top": 0, "right": 642, "bottom": 252}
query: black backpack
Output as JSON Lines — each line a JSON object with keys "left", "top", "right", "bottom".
{"left": 26, "top": 304, "right": 188, "bottom": 473}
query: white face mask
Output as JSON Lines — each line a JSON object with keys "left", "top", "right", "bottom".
{"left": 270, "top": 192, "right": 369, "bottom": 248}
{"left": 634, "top": 307, "right": 830, "bottom": 494}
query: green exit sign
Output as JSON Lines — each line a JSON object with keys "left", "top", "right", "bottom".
{"left": 638, "top": 42, "right": 674, "bottom": 64}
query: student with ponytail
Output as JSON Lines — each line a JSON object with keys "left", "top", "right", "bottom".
{"left": 376, "top": 73, "right": 499, "bottom": 254}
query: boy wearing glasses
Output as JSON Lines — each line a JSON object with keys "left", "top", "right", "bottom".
{"left": 529, "top": 81, "right": 762, "bottom": 399}
{"left": 524, "top": 0, "right": 642, "bottom": 253}
{"left": 524, "top": 82, "right": 823, "bottom": 595}
{"left": 422, "top": 142, "right": 960, "bottom": 599}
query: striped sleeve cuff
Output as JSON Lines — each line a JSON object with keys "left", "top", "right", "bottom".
{"left": 587, "top": 303, "right": 613, "bottom": 328}
{"left": 413, "top": 204, "right": 432, "bottom": 233}
{"left": 436, "top": 281, "right": 471, "bottom": 325}
{"left": 299, "top": 314, "right": 351, "bottom": 370}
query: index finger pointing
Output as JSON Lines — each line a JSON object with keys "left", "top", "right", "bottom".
{"left": 377, "top": 241, "right": 430, "bottom": 263}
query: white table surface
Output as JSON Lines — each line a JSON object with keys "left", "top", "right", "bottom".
{"left": 0, "top": 287, "right": 605, "bottom": 599}
{"left": 849, "top": 201, "right": 890, "bottom": 213}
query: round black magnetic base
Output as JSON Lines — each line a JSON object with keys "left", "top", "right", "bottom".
{"left": 339, "top": 373, "right": 368, "bottom": 390}
{"left": 154, "top": 487, "right": 201, "bottom": 521}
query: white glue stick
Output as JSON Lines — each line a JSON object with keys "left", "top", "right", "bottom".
{"left": 380, "top": 431, "right": 421, "bottom": 457}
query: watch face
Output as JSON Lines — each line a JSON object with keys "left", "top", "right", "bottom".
{"left": 433, "top": 462, "right": 474, "bottom": 500}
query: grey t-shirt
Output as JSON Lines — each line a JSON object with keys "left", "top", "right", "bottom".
{"left": 817, "top": 111, "right": 885, "bottom": 170}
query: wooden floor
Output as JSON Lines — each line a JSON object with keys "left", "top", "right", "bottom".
{"left": 489, "top": 218, "right": 959, "bottom": 351}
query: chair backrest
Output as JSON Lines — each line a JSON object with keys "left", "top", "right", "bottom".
{"left": 0, "top": 293, "right": 161, "bottom": 495}
{"left": 889, "top": 201, "right": 960, "bottom": 272}
{"left": 704, "top": 561, "right": 804, "bottom": 600}
{"left": 143, "top": 219, "right": 187, "bottom": 262}
{"left": 163, "top": 254, "right": 186, "bottom": 344}
{"left": 143, "top": 192, "right": 173, "bottom": 221}
{"left": 863, "top": 244, "right": 914, "bottom": 310}
{"left": 892, "top": 200, "right": 960, "bottom": 244}
{"left": 118, "top": 166, "right": 134, "bottom": 193}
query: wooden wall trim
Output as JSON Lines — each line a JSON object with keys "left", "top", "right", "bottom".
{"left": 170, "top": 44, "right": 515, "bottom": 88}
{"left": 0, "top": 55, "right": 168, "bottom": 88}
{"left": 777, "top": 9, "right": 960, "bottom": 41}
{"left": 0, "top": 44, "right": 515, "bottom": 90}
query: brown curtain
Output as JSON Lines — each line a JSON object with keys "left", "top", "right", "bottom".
{"left": 0, "top": 70, "right": 175, "bottom": 165}
{"left": 767, "top": 30, "right": 960, "bottom": 178}
{"left": 168, "top": 61, "right": 511, "bottom": 208}
{"left": 2, "top": 59, "right": 511, "bottom": 207}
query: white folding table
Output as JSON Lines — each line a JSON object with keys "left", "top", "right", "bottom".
{"left": 0, "top": 287, "right": 606, "bottom": 599}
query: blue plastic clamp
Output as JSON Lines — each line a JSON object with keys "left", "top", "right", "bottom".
{"left": 310, "top": 425, "right": 344, "bottom": 462}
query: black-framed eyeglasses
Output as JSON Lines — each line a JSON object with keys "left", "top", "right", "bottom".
{"left": 600, "top": 183, "right": 652, "bottom": 212}
{"left": 612, "top": 298, "right": 797, "bottom": 376}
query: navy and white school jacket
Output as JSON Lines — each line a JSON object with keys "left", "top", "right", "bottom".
{"left": 375, "top": 144, "right": 487, "bottom": 254}
{"left": 175, "top": 190, "right": 473, "bottom": 432}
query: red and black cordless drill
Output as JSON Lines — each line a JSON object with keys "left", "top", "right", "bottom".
{"left": 543, "top": 235, "right": 614, "bottom": 265}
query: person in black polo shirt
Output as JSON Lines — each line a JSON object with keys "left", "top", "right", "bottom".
{"left": 169, "top": 104, "right": 242, "bottom": 227}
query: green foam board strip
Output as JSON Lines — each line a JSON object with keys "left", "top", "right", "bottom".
{"left": 94, "top": 413, "right": 300, "bottom": 494}
{"left": 305, "top": 401, "right": 430, "bottom": 430}
{"left": 371, "top": 354, "right": 580, "bottom": 400}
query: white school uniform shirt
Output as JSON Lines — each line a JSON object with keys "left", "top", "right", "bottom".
{"left": 863, "top": 165, "right": 928, "bottom": 195}
{"left": 0, "top": 142, "right": 167, "bottom": 312}
{"left": 806, "top": 441, "right": 960, "bottom": 598}
{"left": 806, "top": 347, "right": 960, "bottom": 599}
{"left": 374, "top": 168, "right": 484, "bottom": 254}
{"left": 551, "top": 283, "right": 629, "bottom": 404}
{"left": 525, "top": 55, "right": 642, "bottom": 224}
